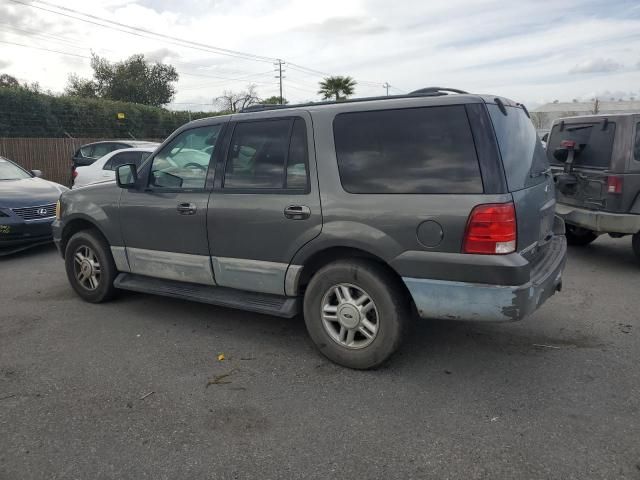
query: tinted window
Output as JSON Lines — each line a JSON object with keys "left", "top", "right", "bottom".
{"left": 546, "top": 121, "right": 616, "bottom": 169}
{"left": 104, "top": 151, "right": 142, "bottom": 170}
{"left": 488, "top": 104, "right": 548, "bottom": 191}
{"left": 91, "top": 143, "right": 114, "bottom": 159}
{"left": 333, "top": 106, "right": 483, "bottom": 194}
{"left": 150, "top": 125, "right": 220, "bottom": 189}
{"left": 634, "top": 123, "right": 640, "bottom": 162}
{"left": 224, "top": 119, "right": 292, "bottom": 189}
{"left": 80, "top": 146, "right": 93, "bottom": 158}
{"left": 286, "top": 118, "right": 308, "bottom": 190}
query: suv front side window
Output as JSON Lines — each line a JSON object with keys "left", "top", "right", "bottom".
{"left": 149, "top": 125, "right": 221, "bottom": 189}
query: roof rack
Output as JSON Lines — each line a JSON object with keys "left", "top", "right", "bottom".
{"left": 240, "top": 87, "right": 470, "bottom": 113}
{"left": 409, "top": 87, "right": 469, "bottom": 95}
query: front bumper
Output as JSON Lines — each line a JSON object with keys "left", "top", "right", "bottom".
{"left": 403, "top": 236, "right": 567, "bottom": 322}
{"left": 556, "top": 203, "right": 640, "bottom": 234}
{"left": 0, "top": 217, "right": 54, "bottom": 255}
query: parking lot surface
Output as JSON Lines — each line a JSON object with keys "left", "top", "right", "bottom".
{"left": 1, "top": 236, "right": 639, "bottom": 480}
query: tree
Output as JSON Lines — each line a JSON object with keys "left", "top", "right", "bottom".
{"left": 318, "top": 76, "right": 357, "bottom": 101}
{"left": 262, "top": 95, "right": 288, "bottom": 105}
{"left": 0, "top": 74, "right": 19, "bottom": 88}
{"left": 65, "top": 53, "right": 179, "bottom": 107}
{"left": 65, "top": 74, "right": 98, "bottom": 98}
{"left": 215, "top": 84, "right": 260, "bottom": 113}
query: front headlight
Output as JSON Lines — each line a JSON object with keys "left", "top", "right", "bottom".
{"left": 0, "top": 209, "right": 8, "bottom": 218}
{"left": 55, "top": 200, "right": 61, "bottom": 220}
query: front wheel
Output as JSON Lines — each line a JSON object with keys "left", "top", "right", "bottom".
{"left": 565, "top": 224, "right": 598, "bottom": 246}
{"left": 303, "top": 260, "right": 409, "bottom": 369}
{"left": 64, "top": 230, "right": 117, "bottom": 303}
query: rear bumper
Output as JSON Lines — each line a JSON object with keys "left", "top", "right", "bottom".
{"left": 403, "top": 236, "right": 567, "bottom": 322}
{"left": 556, "top": 203, "right": 640, "bottom": 234}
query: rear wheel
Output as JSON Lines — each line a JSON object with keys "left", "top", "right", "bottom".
{"left": 632, "top": 232, "right": 640, "bottom": 261}
{"left": 64, "top": 230, "right": 117, "bottom": 303}
{"left": 565, "top": 224, "right": 598, "bottom": 246}
{"left": 303, "top": 260, "right": 409, "bottom": 369}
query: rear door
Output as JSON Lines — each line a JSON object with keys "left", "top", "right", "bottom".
{"left": 207, "top": 112, "right": 321, "bottom": 296}
{"left": 546, "top": 120, "right": 616, "bottom": 210}
{"left": 487, "top": 103, "right": 556, "bottom": 258}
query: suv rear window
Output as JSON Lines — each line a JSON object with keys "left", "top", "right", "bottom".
{"left": 546, "top": 121, "right": 616, "bottom": 169}
{"left": 487, "top": 104, "right": 548, "bottom": 191}
{"left": 333, "top": 106, "right": 483, "bottom": 194}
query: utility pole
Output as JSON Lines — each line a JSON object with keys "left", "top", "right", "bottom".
{"left": 274, "top": 59, "right": 286, "bottom": 104}
{"left": 383, "top": 82, "right": 390, "bottom": 96}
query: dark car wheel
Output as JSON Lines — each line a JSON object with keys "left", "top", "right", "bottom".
{"left": 64, "top": 230, "right": 117, "bottom": 303}
{"left": 303, "top": 260, "right": 409, "bottom": 370}
{"left": 633, "top": 232, "right": 640, "bottom": 261}
{"left": 565, "top": 225, "right": 598, "bottom": 246}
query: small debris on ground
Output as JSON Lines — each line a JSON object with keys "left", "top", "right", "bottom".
{"left": 139, "top": 391, "right": 154, "bottom": 400}
{"left": 444, "top": 370, "right": 452, "bottom": 375}
{"left": 0, "top": 394, "right": 16, "bottom": 401}
{"left": 217, "top": 353, "right": 225, "bottom": 361}
{"left": 533, "top": 344, "right": 562, "bottom": 349}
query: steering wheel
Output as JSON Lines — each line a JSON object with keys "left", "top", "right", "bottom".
{"left": 183, "top": 162, "right": 206, "bottom": 171}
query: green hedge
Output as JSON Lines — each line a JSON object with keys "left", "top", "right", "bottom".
{"left": 0, "top": 87, "right": 216, "bottom": 138}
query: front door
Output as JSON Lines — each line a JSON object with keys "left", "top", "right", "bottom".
{"left": 208, "top": 113, "right": 321, "bottom": 295}
{"left": 118, "top": 122, "right": 226, "bottom": 285}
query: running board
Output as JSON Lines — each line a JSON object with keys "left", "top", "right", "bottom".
{"left": 114, "top": 273, "right": 300, "bottom": 318}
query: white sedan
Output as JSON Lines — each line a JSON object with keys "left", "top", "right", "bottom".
{"left": 72, "top": 145, "right": 159, "bottom": 189}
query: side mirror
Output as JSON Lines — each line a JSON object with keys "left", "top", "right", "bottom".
{"left": 115, "top": 164, "right": 137, "bottom": 188}
{"left": 31, "top": 169, "right": 43, "bottom": 178}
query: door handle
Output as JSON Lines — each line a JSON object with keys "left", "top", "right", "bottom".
{"left": 284, "top": 205, "right": 311, "bottom": 220}
{"left": 177, "top": 202, "right": 197, "bottom": 215}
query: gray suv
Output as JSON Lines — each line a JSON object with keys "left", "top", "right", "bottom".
{"left": 53, "top": 89, "right": 567, "bottom": 369}
{"left": 548, "top": 113, "right": 640, "bottom": 258}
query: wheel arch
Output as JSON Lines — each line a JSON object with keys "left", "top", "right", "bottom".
{"left": 293, "top": 245, "right": 416, "bottom": 314}
{"left": 59, "top": 216, "right": 110, "bottom": 258}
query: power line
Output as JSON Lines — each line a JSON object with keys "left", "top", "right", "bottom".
{"left": 8, "top": 0, "right": 277, "bottom": 64}
{"left": 0, "top": 39, "right": 90, "bottom": 59}
{"left": 7, "top": 0, "right": 389, "bottom": 91}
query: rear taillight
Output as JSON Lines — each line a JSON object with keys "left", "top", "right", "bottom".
{"left": 463, "top": 203, "right": 517, "bottom": 255}
{"left": 606, "top": 175, "right": 623, "bottom": 194}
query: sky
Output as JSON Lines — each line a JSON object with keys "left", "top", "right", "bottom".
{"left": 1, "top": 0, "right": 640, "bottom": 111}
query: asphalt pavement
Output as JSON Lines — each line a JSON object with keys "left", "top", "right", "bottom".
{"left": 1, "top": 236, "right": 639, "bottom": 479}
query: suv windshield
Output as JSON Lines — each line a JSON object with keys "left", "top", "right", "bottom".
{"left": 0, "top": 157, "right": 31, "bottom": 180}
{"left": 487, "top": 104, "right": 548, "bottom": 191}
{"left": 546, "top": 121, "right": 616, "bottom": 169}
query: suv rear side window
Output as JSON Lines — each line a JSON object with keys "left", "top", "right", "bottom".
{"left": 488, "top": 104, "right": 548, "bottom": 191}
{"left": 333, "top": 106, "right": 483, "bottom": 194}
{"left": 546, "top": 121, "right": 616, "bottom": 169}
{"left": 224, "top": 118, "right": 309, "bottom": 191}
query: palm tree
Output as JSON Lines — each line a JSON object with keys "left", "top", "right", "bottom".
{"left": 318, "top": 76, "right": 357, "bottom": 101}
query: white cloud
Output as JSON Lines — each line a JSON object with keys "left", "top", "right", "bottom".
{"left": 1, "top": 0, "right": 639, "bottom": 108}
{"left": 569, "top": 58, "right": 623, "bottom": 74}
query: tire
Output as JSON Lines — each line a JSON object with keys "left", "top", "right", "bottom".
{"left": 565, "top": 224, "right": 598, "bottom": 246}
{"left": 633, "top": 232, "right": 640, "bottom": 261}
{"left": 64, "top": 229, "right": 117, "bottom": 303}
{"left": 303, "top": 259, "right": 410, "bottom": 369}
